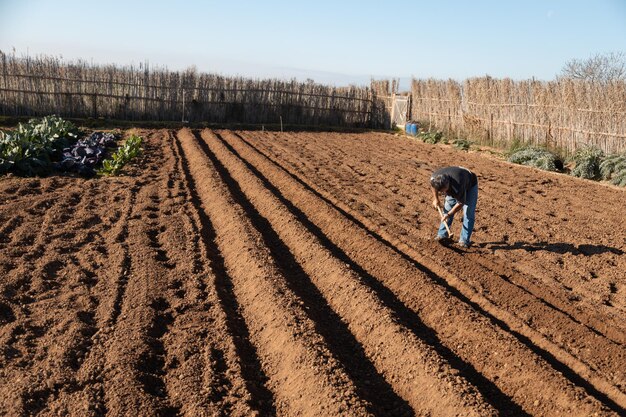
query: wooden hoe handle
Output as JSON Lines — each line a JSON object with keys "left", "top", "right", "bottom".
{"left": 437, "top": 206, "right": 453, "bottom": 237}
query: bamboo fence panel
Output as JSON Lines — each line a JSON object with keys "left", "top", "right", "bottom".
{"left": 410, "top": 77, "right": 626, "bottom": 155}
{"left": 0, "top": 52, "right": 389, "bottom": 128}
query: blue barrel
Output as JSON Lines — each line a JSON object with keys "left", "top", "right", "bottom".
{"left": 405, "top": 124, "right": 411, "bottom": 134}
{"left": 409, "top": 123, "right": 418, "bottom": 136}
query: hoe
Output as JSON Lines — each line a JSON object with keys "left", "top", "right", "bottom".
{"left": 437, "top": 206, "right": 453, "bottom": 239}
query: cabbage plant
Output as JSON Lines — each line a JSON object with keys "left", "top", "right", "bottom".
{"left": 508, "top": 147, "right": 561, "bottom": 172}
{"left": 571, "top": 145, "right": 604, "bottom": 180}
{"left": 0, "top": 116, "right": 79, "bottom": 176}
{"left": 599, "top": 152, "right": 626, "bottom": 186}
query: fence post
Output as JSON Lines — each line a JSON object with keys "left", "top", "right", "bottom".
{"left": 92, "top": 94, "right": 97, "bottom": 118}
{"left": 390, "top": 93, "right": 396, "bottom": 128}
{"left": 507, "top": 118, "right": 512, "bottom": 143}
{"left": 407, "top": 94, "right": 412, "bottom": 126}
{"left": 489, "top": 113, "right": 494, "bottom": 145}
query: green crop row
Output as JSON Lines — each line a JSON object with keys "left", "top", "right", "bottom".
{"left": 99, "top": 135, "right": 143, "bottom": 176}
{"left": 414, "top": 130, "right": 473, "bottom": 152}
{"left": 599, "top": 152, "right": 626, "bottom": 186}
{"left": 507, "top": 143, "right": 626, "bottom": 186}
{"left": 507, "top": 147, "right": 563, "bottom": 172}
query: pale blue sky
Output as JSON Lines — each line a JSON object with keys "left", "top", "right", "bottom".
{"left": 1, "top": 0, "right": 625, "bottom": 88}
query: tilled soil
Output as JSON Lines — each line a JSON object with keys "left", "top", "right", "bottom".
{"left": 0, "top": 128, "right": 624, "bottom": 416}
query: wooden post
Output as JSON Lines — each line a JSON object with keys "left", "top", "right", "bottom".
{"left": 489, "top": 113, "right": 494, "bottom": 145}
{"left": 68, "top": 92, "right": 73, "bottom": 116}
{"left": 511, "top": 120, "right": 515, "bottom": 144}
{"left": 92, "top": 93, "right": 97, "bottom": 118}
{"left": 407, "top": 94, "right": 412, "bottom": 125}
{"left": 508, "top": 117, "right": 512, "bottom": 143}
{"left": 390, "top": 93, "right": 396, "bottom": 128}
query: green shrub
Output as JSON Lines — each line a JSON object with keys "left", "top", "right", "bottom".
{"left": 611, "top": 170, "right": 626, "bottom": 187}
{"left": 100, "top": 134, "right": 143, "bottom": 176}
{"left": 417, "top": 131, "right": 443, "bottom": 144}
{"left": 508, "top": 147, "right": 561, "bottom": 172}
{"left": 571, "top": 145, "right": 604, "bottom": 180}
{"left": 453, "top": 139, "right": 471, "bottom": 151}
{"left": 599, "top": 153, "right": 626, "bottom": 179}
{"left": 598, "top": 153, "right": 626, "bottom": 186}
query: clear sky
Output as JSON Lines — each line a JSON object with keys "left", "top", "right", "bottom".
{"left": 1, "top": 0, "right": 625, "bottom": 89}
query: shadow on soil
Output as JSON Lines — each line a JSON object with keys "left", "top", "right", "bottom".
{"left": 203, "top": 131, "right": 413, "bottom": 416}
{"left": 485, "top": 241, "right": 624, "bottom": 256}
{"left": 173, "top": 134, "right": 277, "bottom": 415}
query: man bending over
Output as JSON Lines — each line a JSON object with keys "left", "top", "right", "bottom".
{"left": 430, "top": 166, "right": 478, "bottom": 248}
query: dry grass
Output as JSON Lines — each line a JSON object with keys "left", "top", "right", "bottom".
{"left": 0, "top": 52, "right": 390, "bottom": 128}
{"left": 410, "top": 77, "right": 626, "bottom": 155}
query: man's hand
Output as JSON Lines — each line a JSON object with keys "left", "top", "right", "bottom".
{"left": 432, "top": 198, "right": 441, "bottom": 210}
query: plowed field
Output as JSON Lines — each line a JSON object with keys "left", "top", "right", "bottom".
{"left": 0, "top": 128, "right": 624, "bottom": 416}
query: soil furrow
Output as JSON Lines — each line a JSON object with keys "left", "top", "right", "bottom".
{"left": 259, "top": 130, "right": 626, "bottom": 340}
{"left": 196, "top": 131, "right": 414, "bottom": 416}
{"left": 155, "top": 130, "right": 256, "bottom": 416}
{"left": 173, "top": 131, "right": 273, "bottom": 416}
{"left": 177, "top": 128, "right": 375, "bottom": 416}
{"left": 226, "top": 129, "right": 621, "bottom": 416}
{"left": 49, "top": 176, "right": 142, "bottom": 416}
{"left": 243, "top": 131, "right": 626, "bottom": 379}
{"left": 101, "top": 191, "right": 176, "bottom": 415}
{"left": 204, "top": 129, "right": 501, "bottom": 416}
{"left": 0, "top": 214, "right": 24, "bottom": 246}
{"left": 0, "top": 185, "right": 102, "bottom": 415}
{"left": 300, "top": 132, "right": 626, "bottom": 376}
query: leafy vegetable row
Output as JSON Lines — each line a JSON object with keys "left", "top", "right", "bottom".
{"left": 0, "top": 115, "right": 142, "bottom": 177}
{"left": 100, "top": 135, "right": 143, "bottom": 176}
{"left": 507, "top": 145, "right": 626, "bottom": 186}
{"left": 407, "top": 124, "right": 625, "bottom": 187}
{"left": 0, "top": 115, "right": 78, "bottom": 176}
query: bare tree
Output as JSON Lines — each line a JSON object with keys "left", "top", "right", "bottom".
{"left": 560, "top": 51, "right": 626, "bottom": 82}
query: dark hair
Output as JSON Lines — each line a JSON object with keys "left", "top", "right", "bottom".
{"left": 430, "top": 174, "right": 449, "bottom": 191}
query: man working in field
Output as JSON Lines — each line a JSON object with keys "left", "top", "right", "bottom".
{"left": 430, "top": 166, "right": 478, "bottom": 248}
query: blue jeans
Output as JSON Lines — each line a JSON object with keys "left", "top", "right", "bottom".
{"left": 437, "top": 183, "right": 478, "bottom": 244}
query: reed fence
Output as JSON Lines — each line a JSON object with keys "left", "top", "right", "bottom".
{"left": 0, "top": 52, "right": 390, "bottom": 128}
{"left": 410, "top": 77, "right": 626, "bottom": 155}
